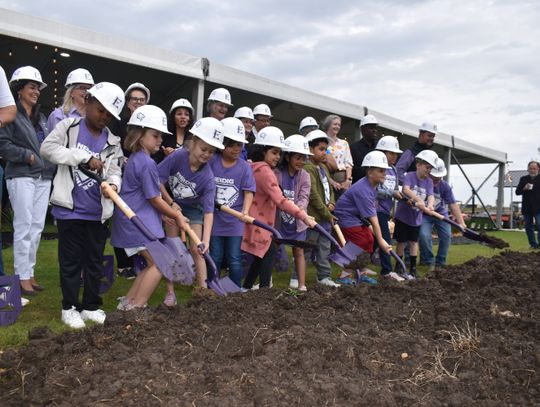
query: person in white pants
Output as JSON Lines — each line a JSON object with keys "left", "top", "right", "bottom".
{"left": 0, "top": 66, "right": 55, "bottom": 296}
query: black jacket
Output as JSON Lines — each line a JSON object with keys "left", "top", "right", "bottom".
{"left": 516, "top": 174, "right": 540, "bottom": 215}
{"left": 350, "top": 138, "right": 374, "bottom": 183}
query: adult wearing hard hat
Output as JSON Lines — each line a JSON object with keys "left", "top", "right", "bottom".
{"left": 47, "top": 68, "right": 94, "bottom": 131}
{"left": 322, "top": 114, "right": 353, "bottom": 197}
{"left": 234, "top": 106, "right": 255, "bottom": 159}
{"left": 252, "top": 104, "right": 272, "bottom": 139}
{"left": 0, "top": 66, "right": 55, "bottom": 295}
{"left": 516, "top": 161, "right": 540, "bottom": 249}
{"left": 299, "top": 116, "right": 319, "bottom": 136}
{"left": 350, "top": 114, "right": 379, "bottom": 184}
{"left": 207, "top": 88, "right": 232, "bottom": 120}
{"left": 418, "top": 158, "right": 466, "bottom": 271}
{"left": 395, "top": 121, "right": 437, "bottom": 184}
{"left": 0, "top": 65, "right": 16, "bottom": 278}
{"left": 152, "top": 98, "right": 195, "bottom": 163}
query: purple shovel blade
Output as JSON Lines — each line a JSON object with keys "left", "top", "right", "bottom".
{"left": 161, "top": 237, "right": 196, "bottom": 285}
{"left": 329, "top": 241, "right": 365, "bottom": 267}
{"left": 0, "top": 275, "right": 23, "bottom": 326}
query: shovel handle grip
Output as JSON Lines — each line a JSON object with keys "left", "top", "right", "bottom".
{"left": 218, "top": 204, "right": 255, "bottom": 224}
{"left": 100, "top": 182, "right": 136, "bottom": 219}
{"left": 333, "top": 223, "right": 347, "bottom": 247}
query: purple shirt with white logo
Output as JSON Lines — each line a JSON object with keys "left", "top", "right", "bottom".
{"left": 210, "top": 154, "right": 256, "bottom": 236}
{"left": 395, "top": 172, "right": 434, "bottom": 226}
{"left": 158, "top": 148, "right": 216, "bottom": 214}
{"left": 434, "top": 180, "right": 456, "bottom": 217}
{"left": 376, "top": 166, "right": 398, "bottom": 215}
{"left": 335, "top": 177, "right": 377, "bottom": 228}
{"left": 110, "top": 150, "right": 164, "bottom": 248}
{"left": 278, "top": 168, "right": 302, "bottom": 239}
{"left": 52, "top": 120, "right": 107, "bottom": 221}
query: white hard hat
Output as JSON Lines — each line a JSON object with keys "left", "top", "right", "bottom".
{"left": 125, "top": 82, "right": 150, "bottom": 103}
{"left": 283, "top": 134, "right": 313, "bottom": 156}
{"left": 169, "top": 98, "right": 194, "bottom": 115}
{"left": 360, "top": 114, "right": 379, "bottom": 127}
{"left": 9, "top": 66, "right": 47, "bottom": 90}
{"left": 128, "top": 105, "right": 171, "bottom": 134}
{"left": 208, "top": 88, "right": 233, "bottom": 106}
{"left": 415, "top": 150, "right": 439, "bottom": 167}
{"left": 376, "top": 135, "right": 402, "bottom": 153}
{"left": 254, "top": 126, "right": 285, "bottom": 148}
{"left": 299, "top": 116, "right": 319, "bottom": 132}
{"left": 87, "top": 82, "right": 125, "bottom": 120}
{"left": 221, "top": 117, "right": 248, "bottom": 144}
{"left": 419, "top": 121, "right": 437, "bottom": 134}
{"left": 234, "top": 106, "right": 254, "bottom": 121}
{"left": 253, "top": 104, "right": 272, "bottom": 117}
{"left": 190, "top": 117, "right": 225, "bottom": 150}
{"left": 65, "top": 68, "right": 94, "bottom": 88}
{"left": 361, "top": 151, "right": 390, "bottom": 169}
{"left": 430, "top": 158, "right": 447, "bottom": 177}
{"left": 305, "top": 129, "right": 331, "bottom": 144}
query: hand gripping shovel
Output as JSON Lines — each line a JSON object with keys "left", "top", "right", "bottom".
{"left": 78, "top": 165, "right": 195, "bottom": 285}
{"left": 216, "top": 204, "right": 316, "bottom": 249}
{"left": 181, "top": 224, "right": 240, "bottom": 295}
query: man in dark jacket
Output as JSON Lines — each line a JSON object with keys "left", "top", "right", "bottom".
{"left": 350, "top": 114, "right": 379, "bottom": 183}
{"left": 516, "top": 161, "right": 540, "bottom": 248}
{"left": 396, "top": 121, "right": 437, "bottom": 184}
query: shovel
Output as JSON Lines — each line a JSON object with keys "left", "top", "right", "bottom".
{"left": 216, "top": 204, "right": 316, "bottom": 249}
{"left": 78, "top": 165, "right": 195, "bottom": 284}
{"left": 182, "top": 224, "right": 240, "bottom": 295}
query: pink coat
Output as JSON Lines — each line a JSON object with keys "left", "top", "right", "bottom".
{"left": 242, "top": 162, "right": 308, "bottom": 258}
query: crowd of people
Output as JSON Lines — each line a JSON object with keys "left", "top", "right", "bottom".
{"left": 0, "top": 65, "right": 475, "bottom": 329}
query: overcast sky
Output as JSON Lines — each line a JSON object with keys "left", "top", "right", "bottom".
{"left": 2, "top": 0, "right": 539, "bottom": 206}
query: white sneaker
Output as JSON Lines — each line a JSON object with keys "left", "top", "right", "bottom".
{"left": 298, "top": 285, "right": 307, "bottom": 292}
{"left": 385, "top": 272, "right": 405, "bottom": 282}
{"left": 81, "top": 309, "right": 106, "bottom": 324}
{"left": 289, "top": 279, "right": 299, "bottom": 289}
{"left": 252, "top": 284, "right": 260, "bottom": 290}
{"left": 361, "top": 268, "right": 377, "bottom": 276}
{"left": 62, "top": 307, "right": 86, "bottom": 329}
{"left": 117, "top": 296, "right": 130, "bottom": 311}
{"left": 318, "top": 277, "right": 341, "bottom": 287}
{"left": 21, "top": 297, "right": 30, "bottom": 307}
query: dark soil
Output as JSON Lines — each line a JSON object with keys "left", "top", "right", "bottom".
{"left": 1, "top": 251, "right": 539, "bottom": 406}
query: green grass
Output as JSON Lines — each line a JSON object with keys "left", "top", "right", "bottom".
{"left": 0, "top": 230, "right": 533, "bottom": 348}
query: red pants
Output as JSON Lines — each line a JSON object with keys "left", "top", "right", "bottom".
{"left": 342, "top": 225, "right": 374, "bottom": 253}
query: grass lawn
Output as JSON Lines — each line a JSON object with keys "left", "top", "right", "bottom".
{"left": 0, "top": 229, "right": 533, "bottom": 349}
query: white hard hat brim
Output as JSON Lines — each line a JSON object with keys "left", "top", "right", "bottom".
{"left": 224, "top": 133, "right": 249, "bottom": 144}
{"left": 190, "top": 130, "right": 225, "bottom": 150}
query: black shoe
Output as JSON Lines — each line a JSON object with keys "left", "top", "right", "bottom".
{"left": 118, "top": 267, "right": 137, "bottom": 280}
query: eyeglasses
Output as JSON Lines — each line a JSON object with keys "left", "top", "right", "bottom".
{"left": 75, "top": 85, "right": 92, "bottom": 92}
{"left": 129, "top": 97, "right": 146, "bottom": 104}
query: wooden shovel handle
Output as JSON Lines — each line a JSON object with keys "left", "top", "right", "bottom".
{"left": 100, "top": 182, "right": 136, "bottom": 219}
{"left": 332, "top": 223, "right": 347, "bottom": 247}
{"left": 218, "top": 204, "right": 255, "bottom": 224}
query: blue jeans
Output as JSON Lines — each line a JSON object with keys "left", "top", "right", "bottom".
{"left": 523, "top": 213, "right": 540, "bottom": 247}
{"left": 209, "top": 235, "right": 243, "bottom": 287}
{"left": 377, "top": 211, "right": 392, "bottom": 274}
{"left": 419, "top": 215, "right": 451, "bottom": 266}
{"left": 304, "top": 228, "right": 332, "bottom": 280}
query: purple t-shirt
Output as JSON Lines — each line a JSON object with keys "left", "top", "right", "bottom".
{"left": 210, "top": 155, "right": 256, "bottom": 236}
{"left": 395, "top": 172, "right": 434, "bottom": 226}
{"left": 47, "top": 106, "right": 82, "bottom": 132}
{"left": 158, "top": 148, "right": 216, "bottom": 214}
{"left": 110, "top": 150, "right": 164, "bottom": 248}
{"left": 335, "top": 177, "right": 377, "bottom": 229}
{"left": 376, "top": 166, "right": 398, "bottom": 215}
{"left": 52, "top": 120, "right": 107, "bottom": 221}
{"left": 278, "top": 168, "right": 301, "bottom": 239}
{"left": 434, "top": 180, "right": 456, "bottom": 217}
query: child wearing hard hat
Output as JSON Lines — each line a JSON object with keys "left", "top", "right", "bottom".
{"left": 375, "top": 136, "right": 406, "bottom": 281}
{"left": 40, "top": 82, "right": 125, "bottom": 329}
{"left": 418, "top": 158, "right": 466, "bottom": 271}
{"left": 209, "top": 118, "right": 255, "bottom": 287}
{"left": 158, "top": 117, "right": 224, "bottom": 304}
{"left": 302, "top": 130, "right": 340, "bottom": 287}
{"left": 233, "top": 106, "right": 255, "bottom": 160}
{"left": 334, "top": 151, "right": 393, "bottom": 284}
{"left": 275, "top": 135, "right": 312, "bottom": 291}
{"left": 393, "top": 150, "right": 438, "bottom": 279}
{"left": 47, "top": 68, "right": 94, "bottom": 131}
{"left": 241, "top": 127, "right": 316, "bottom": 290}
{"left": 111, "top": 105, "right": 189, "bottom": 310}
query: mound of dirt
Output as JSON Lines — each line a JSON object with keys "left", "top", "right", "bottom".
{"left": 1, "top": 251, "right": 539, "bottom": 406}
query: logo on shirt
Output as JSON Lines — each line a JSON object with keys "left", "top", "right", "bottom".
{"left": 73, "top": 143, "right": 101, "bottom": 191}
{"left": 215, "top": 177, "right": 240, "bottom": 206}
{"left": 280, "top": 189, "right": 295, "bottom": 224}
{"left": 169, "top": 172, "right": 197, "bottom": 200}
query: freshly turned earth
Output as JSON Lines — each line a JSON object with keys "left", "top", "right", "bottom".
{"left": 1, "top": 251, "right": 538, "bottom": 406}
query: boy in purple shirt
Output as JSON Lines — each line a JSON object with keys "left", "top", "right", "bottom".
{"left": 209, "top": 118, "right": 255, "bottom": 287}
{"left": 41, "top": 82, "right": 125, "bottom": 329}
{"left": 394, "top": 150, "right": 438, "bottom": 279}
{"left": 419, "top": 158, "right": 466, "bottom": 270}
